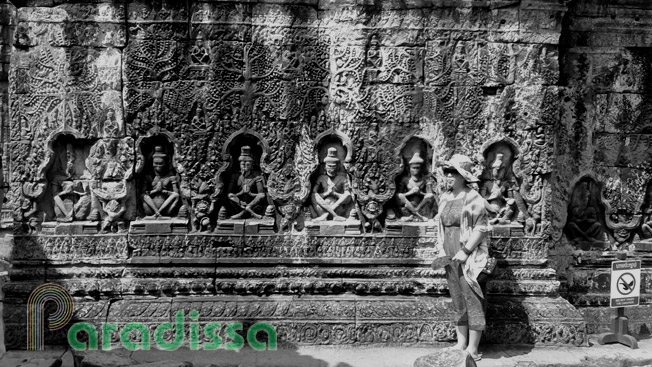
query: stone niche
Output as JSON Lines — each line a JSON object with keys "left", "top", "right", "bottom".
{"left": 214, "top": 129, "right": 274, "bottom": 235}
{"left": 563, "top": 176, "right": 608, "bottom": 250}
{"left": 304, "top": 129, "right": 360, "bottom": 235}
{"left": 41, "top": 133, "right": 97, "bottom": 234}
{"left": 131, "top": 131, "right": 187, "bottom": 234}
{"left": 479, "top": 138, "right": 528, "bottom": 237}
{"left": 385, "top": 135, "right": 437, "bottom": 236}
{"left": 2, "top": 0, "right": 593, "bottom": 350}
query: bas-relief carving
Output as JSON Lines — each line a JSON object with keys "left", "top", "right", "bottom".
{"left": 388, "top": 137, "right": 437, "bottom": 222}
{"left": 564, "top": 177, "right": 607, "bottom": 247}
{"left": 14, "top": 182, "right": 45, "bottom": 234}
{"left": 639, "top": 183, "right": 652, "bottom": 241}
{"left": 305, "top": 132, "right": 360, "bottom": 235}
{"left": 214, "top": 131, "right": 274, "bottom": 234}
{"left": 3, "top": 2, "right": 579, "bottom": 349}
{"left": 226, "top": 146, "right": 268, "bottom": 220}
{"left": 310, "top": 147, "right": 353, "bottom": 222}
{"left": 142, "top": 145, "right": 181, "bottom": 219}
{"left": 130, "top": 132, "right": 188, "bottom": 234}
{"left": 479, "top": 141, "right": 523, "bottom": 227}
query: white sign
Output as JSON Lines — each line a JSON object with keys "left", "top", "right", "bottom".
{"left": 610, "top": 260, "right": 641, "bottom": 308}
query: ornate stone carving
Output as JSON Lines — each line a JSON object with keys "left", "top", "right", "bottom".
{"left": 385, "top": 136, "right": 437, "bottom": 236}
{"left": 310, "top": 147, "right": 353, "bottom": 222}
{"left": 3, "top": 0, "right": 585, "bottom": 351}
{"left": 141, "top": 145, "right": 181, "bottom": 218}
{"left": 214, "top": 129, "right": 274, "bottom": 234}
{"left": 564, "top": 177, "right": 607, "bottom": 247}
{"left": 304, "top": 130, "right": 360, "bottom": 235}
{"left": 225, "top": 146, "right": 268, "bottom": 220}
{"left": 14, "top": 182, "right": 46, "bottom": 234}
{"left": 479, "top": 139, "right": 528, "bottom": 230}
{"left": 131, "top": 131, "right": 188, "bottom": 233}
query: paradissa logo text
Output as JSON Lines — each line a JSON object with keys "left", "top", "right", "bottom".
{"left": 68, "top": 311, "right": 277, "bottom": 351}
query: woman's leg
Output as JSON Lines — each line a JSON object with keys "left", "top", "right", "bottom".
{"left": 467, "top": 330, "right": 482, "bottom": 356}
{"left": 459, "top": 271, "right": 486, "bottom": 357}
{"left": 445, "top": 263, "right": 469, "bottom": 349}
{"left": 455, "top": 325, "right": 469, "bottom": 350}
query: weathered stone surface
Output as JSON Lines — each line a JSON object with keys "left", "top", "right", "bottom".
{"left": 12, "top": 0, "right": 652, "bottom": 351}
{"left": 124, "top": 362, "right": 192, "bottom": 367}
{"left": 1, "top": 356, "right": 62, "bottom": 367}
{"left": 414, "top": 350, "right": 476, "bottom": 367}
{"left": 73, "top": 350, "right": 136, "bottom": 367}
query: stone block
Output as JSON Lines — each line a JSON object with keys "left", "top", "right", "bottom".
{"left": 414, "top": 350, "right": 476, "bottom": 367}
{"left": 214, "top": 220, "right": 245, "bottom": 235}
{"left": 128, "top": 362, "right": 192, "bottom": 367}
{"left": 244, "top": 218, "right": 275, "bottom": 235}
{"left": 130, "top": 219, "right": 189, "bottom": 234}
{"left": 72, "top": 350, "right": 136, "bottom": 367}
{"left": 1, "top": 356, "right": 62, "bottom": 367}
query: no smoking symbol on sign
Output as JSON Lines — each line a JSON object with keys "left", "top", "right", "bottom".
{"left": 617, "top": 273, "right": 636, "bottom": 296}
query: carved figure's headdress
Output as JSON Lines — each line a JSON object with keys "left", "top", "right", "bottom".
{"left": 491, "top": 153, "right": 504, "bottom": 169}
{"left": 323, "top": 147, "right": 339, "bottom": 163}
{"left": 152, "top": 145, "right": 167, "bottom": 160}
{"left": 238, "top": 146, "right": 253, "bottom": 162}
{"left": 408, "top": 152, "right": 424, "bottom": 165}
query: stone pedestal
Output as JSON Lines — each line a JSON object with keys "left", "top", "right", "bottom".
{"left": 386, "top": 221, "right": 436, "bottom": 236}
{"left": 130, "top": 219, "right": 188, "bottom": 234}
{"left": 214, "top": 218, "right": 275, "bottom": 235}
{"left": 305, "top": 220, "right": 361, "bottom": 235}
{"left": 41, "top": 221, "right": 99, "bottom": 235}
{"left": 491, "top": 223, "right": 525, "bottom": 237}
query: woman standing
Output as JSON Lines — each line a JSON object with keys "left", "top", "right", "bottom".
{"left": 433, "top": 154, "right": 490, "bottom": 361}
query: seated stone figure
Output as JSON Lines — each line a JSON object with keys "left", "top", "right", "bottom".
{"left": 394, "top": 152, "right": 436, "bottom": 221}
{"left": 53, "top": 181, "right": 91, "bottom": 222}
{"left": 311, "top": 147, "right": 353, "bottom": 221}
{"left": 227, "top": 146, "right": 267, "bottom": 219}
{"left": 480, "top": 153, "right": 518, "bottom": 225}
{"left": 565, "top": 181, "right": 604, "bottom": 242}
{"left": 142, "top": 146, "right": 181, "bottom": 218}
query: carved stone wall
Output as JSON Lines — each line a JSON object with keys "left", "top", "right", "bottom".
{"left": 552, "top": 0, "right": 652, "bottom": 335}
{"left": 0, "top": 0, "right": 618, "bottom": 348}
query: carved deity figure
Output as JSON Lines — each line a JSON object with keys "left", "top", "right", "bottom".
{"left": 640, "top": 186, "right": 652, "bottom": 240}
{"left": 565, "top": 181, "right": 604, "bottom": 242}
{"left": 103, "top": 108, "right": 120, "bottom": 137}
{"left": 101, "top": 199, "right": 126, "bottom": 233}
{"left": 53, "top": 181, "right": 91, "bottom": 222}
{"left": 91, "top": 181, "right": 129, "bottom": 233}
{"left": 394, "top": 152, "right": 436, "bottom": 221}
{"left": 142, "top": 146, "right": 181, "bottom": 218}
{"left": 227, "top": 146, "right": 267, "bottom": 219}
{"left": 480, "top": 153, "right": 519, "bottom": 225}
{"left": 15, "top": 182, "right": 46, "bottom": 233}
{"left": 310, "top": 147, "right": 353, "bottom": 221}
{"left": 188, "top": 177, "right": 215, "bottom": 232}
{"left": 269, "top": 162, "right": 300, "bottom": 231}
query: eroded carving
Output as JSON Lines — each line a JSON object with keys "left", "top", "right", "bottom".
{"left": 564, "top": 177, "right": 606, "bottom": 245}
{"left": 389, "top": 137, "right": 437, "bottom": 223}
{"left": 310, "top": 147, "right": 353, "bottom": 222}
{"left": 142, "top": 145, "right": 181, "bottom": 219}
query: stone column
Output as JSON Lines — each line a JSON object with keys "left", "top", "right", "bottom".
{"left": 0, "top": 0, "right": 15, "bottom": 357}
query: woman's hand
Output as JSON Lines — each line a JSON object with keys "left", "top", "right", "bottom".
{"left": 452, "top": 250, "right": 469, "bottom": 263}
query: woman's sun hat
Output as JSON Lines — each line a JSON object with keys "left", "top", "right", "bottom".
{"left": 441, "top": 154, "right": 479, "bottom": 183}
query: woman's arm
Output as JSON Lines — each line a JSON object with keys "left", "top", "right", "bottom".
{"left": 452, "top": 193, "right": 489, "bottom": 261}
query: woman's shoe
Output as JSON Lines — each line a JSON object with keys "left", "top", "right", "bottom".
{"left": 468, "top": 352, "right": 482, "bottom": 361}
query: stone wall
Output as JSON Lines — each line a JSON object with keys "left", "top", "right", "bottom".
{"left": 6, "top": 0, "right": 645, "bottom": 349}
{"left": 552, "top": 0, "right": 652, "bottom": 335}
